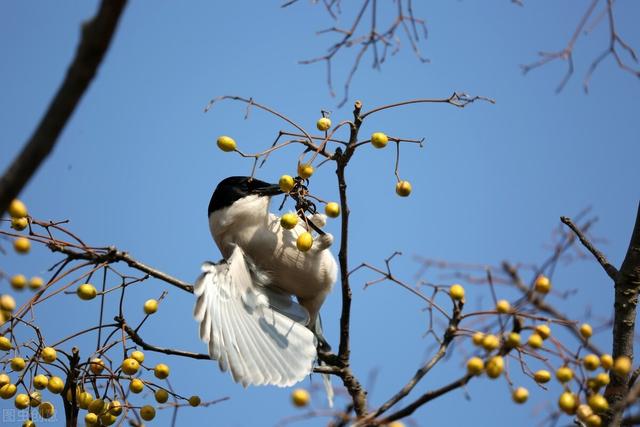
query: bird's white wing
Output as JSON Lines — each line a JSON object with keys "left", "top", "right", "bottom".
{"left": 193, "top": 245, "right": 317, "bottom": 387}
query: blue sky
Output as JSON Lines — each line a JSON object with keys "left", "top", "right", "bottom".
{"left": 1, "top": 1, "right": 639, "bottom": 426}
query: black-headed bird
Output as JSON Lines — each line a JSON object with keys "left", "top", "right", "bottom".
{"left": 194, "top": 176, "right": 337, "bottom": 387}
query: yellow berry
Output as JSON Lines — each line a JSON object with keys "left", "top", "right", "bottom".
{"left": 325, "top": 202, "right": 340, "bottom": 218}
{"left": 41, "top": 347, "right": 57, "bottom": 363}
{"left": 291, "top": 388, "right": 310, "bottom": 407}
{"left": 512, "top": 387, "right": 529, "bottom": 404}
{"left": 216, "top": 135, "right": 236, "bottom": 152}
{"left": 77, "top": 283, "right": 97, "bottom": 300}
{"left": 278, "top": 175, "right": 295, "bottom": 192}
{"left": 15, "top": 393, "right": 29, "bottom": 409}
{"left": 371, "top": 132, "right": 389, "bottom": 149}
{"left": 600, "top": 354, "right": 614, "bottom": 370}
{"left": 588, "top": 394, "right": 609, "bottom": 413}
{"left": 11, "top": 217, "right": 28, "bottom": 231}
{"left": 613, "top": 355, "right": 632, "bottom": 376}
{"left": 90, "top": 358, "right": 104, "bottom": 375}
{"left": 486, "top": 356, "right": 504, "bottom": 379}
{"left": 280, "top": 213, "right": 298, "bottom": 230}
{"left": 296, "top": 232, "right": 313, "bottom": 252}
{"left": 14, "top": 237, "right": 31, "bottom": 254}
{"left": 577, "top": 404, "right": 594, "bottom": 421}
{"left": 140, "top": 405, "right": 156, "bottom": 421}
{"left": 496, "top": 299, "right": 511, "bottom": 314}
{"left": 505, "top": 332, "right": 520, "bottom": 348}
{"left": 155, "top": 389, "right": 169, "bottom": 403}
{"left": 535, "top": 324, "right": 551, "bottom": 339}
{"left": 580, "top": 323, "right": 593, "bottom": 339}
{"left": 28, "top": 276, "right": 44, "bottom": 290}
{"left": 33, "top": 374, "right": 48, "bottom": 390}
{"left": 8, "top": 199, "right": 28, "bottom": 218}
{"left": 100, "top": 413, "right": 117, "bottom": 426}
{"left": 556, "top": 366, "right": 574, "bottom": 383}
{"left": 316, "top": 117, "right": 331, "bottom": 131}
{"left": 39, "top": 401, "right": 55, "bottom": 419}
{"left": 22, "top": 421, "right": 35, "bottom": 427}
{"left": 466, "top": 357, "right": 484, "bottom": 375}
{"left": 144, "top": 299, "right": 158, "bottom": 314}
{"left": 595, "top": 372, "right": 610, "bottom": 387}
{"left": 88, "top": 398, "right": 106, "bottom": 414}
{"left": 10, "top": 274, "right": 27, "bottom": 291}
{"left": 449, "top": 284, "right": 465, "bottom": 301}
{"left": 78, "top": 391, "right": 93, "bottom": 409}
{"left": 471, "top": 332, "right": 484, "bottom": 346}
{"left": 558, "top": 392, "right": 578, "bottom": 414}
{"left": 481, "top": 334, "right": 500, "bottom": 351}
{"left": 121, "top": 358, "right": 140, "bottom": 375}
{"left": 534, "top": 275, "right": 551, "bottom": 293}
{"left": 154, "top": 363, "right": 170, "bottom": 379}
{"left": 85, "top": 413, "right": 99, "bottom": 425}
{"left": 0, "top": 295, "right": 16, "bottom": 312}
{"left": 109, "top": 400, "right": 123, "bottom": 416}
{"left": 527, "top": 333, "right": 543, "bottom": 349}
{"left": 10, "top": 357, "right": 25, "bottom": 371}
{"left": 297, "top": 163, "right": 314, "bottom": 179}
{"left": 188, "top": 395, "right": 201, "bottom": 407}
{"left": 583, "top": 354, "right": 600, "bottom": 371}
{"left": 395, "top": 180, "right": 412, "bottom": 197}
{"left": 131, "top": 350, "right": 145, "bottom": 364}
{"left": 47, "top": 376, "right": 64, "bottom": 394}
{"left": 534, "top": 370, "right": 551, "bottom": 383}
{"left": 29, "top": 391, "right": 41, "bottom": 408}
{"left": 0, "top": 374, "right": 9, "bottom": 387}
{"left": 0, "top": 336, "right": 12, "bottom": 351}
{"left": 0, "top": 383, "right": 16, "bottom": 399}
{"left": 130, "top": 378, "right": 144, "bottom": 394}
{"left": 586, "top": 414, "right": 602, "bottom": 427}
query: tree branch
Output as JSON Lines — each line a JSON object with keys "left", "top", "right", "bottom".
{"left": 0, "top": 0, "right": 127, "bottom": 216}
{"left": 502, "top": 261, "right": 602, "bottom": 355}
{"left": 561, "top": 215, "right": 618, "bottom": 280}
{"left": 117, "top": 316, "right": 210, "bottom": 360}
{"left": 604, "top": 202, "right": 640, "bottom": 425}
{"left": 47, "top": 243, "right": 193, "bottom": 293}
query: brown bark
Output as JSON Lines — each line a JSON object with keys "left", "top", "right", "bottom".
{"left": 605, "top": 202, "right": 640, "bottom": 426}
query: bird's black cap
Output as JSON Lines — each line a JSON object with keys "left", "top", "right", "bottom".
{"left": 208, "top": 176, "right": 283, "bottom": 215}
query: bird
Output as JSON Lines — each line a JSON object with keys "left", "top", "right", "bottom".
{"left": 193, "top": 176, "right": 337, "bottom": 388}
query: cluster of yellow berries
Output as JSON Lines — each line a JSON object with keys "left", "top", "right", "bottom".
{"left": 216, "top": 120, "right": 413, "bottom": 197}
{"left": 277, "top": 173, "right": 340, "bottom": 253}
{"left": 8, "top": 199, "right": 31, "bottom": 254}
{"left": 0, "top": 340, "right": 202, "bottom": 425}
{"left": 552, "top": 354, "right": 631, "bottom": 426}
{"left": 0, "top": 346, "right": 64, "bottom": 424}
{"left": 455, "top": 277, "right": 626, "bottom": 425}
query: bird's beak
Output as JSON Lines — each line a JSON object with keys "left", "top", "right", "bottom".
{"left": 252, "top": 183, "right": 283, "bottom": 197}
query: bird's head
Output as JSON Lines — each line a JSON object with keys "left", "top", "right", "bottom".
{"left": 208, "top": 176, "right": 283, "bottom": 236}
{"left": 208, "top": 176, "right": 283, "bottom": 215}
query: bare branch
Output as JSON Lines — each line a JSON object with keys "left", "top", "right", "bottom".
{"left": 44, "top": 242, "right": 193, "bottom": 293}
{"left": 560, "top": 215, "right": 618, "bottom": 280}
{"left": 117, "top": 317, "right": 209, "bottom": 360}
{"left": 0, "top": 0, "right": 128, "bottom": 216}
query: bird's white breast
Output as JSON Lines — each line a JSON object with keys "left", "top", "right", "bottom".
{"left": 208, "top": 196, "right": 337, "bottom": 312}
